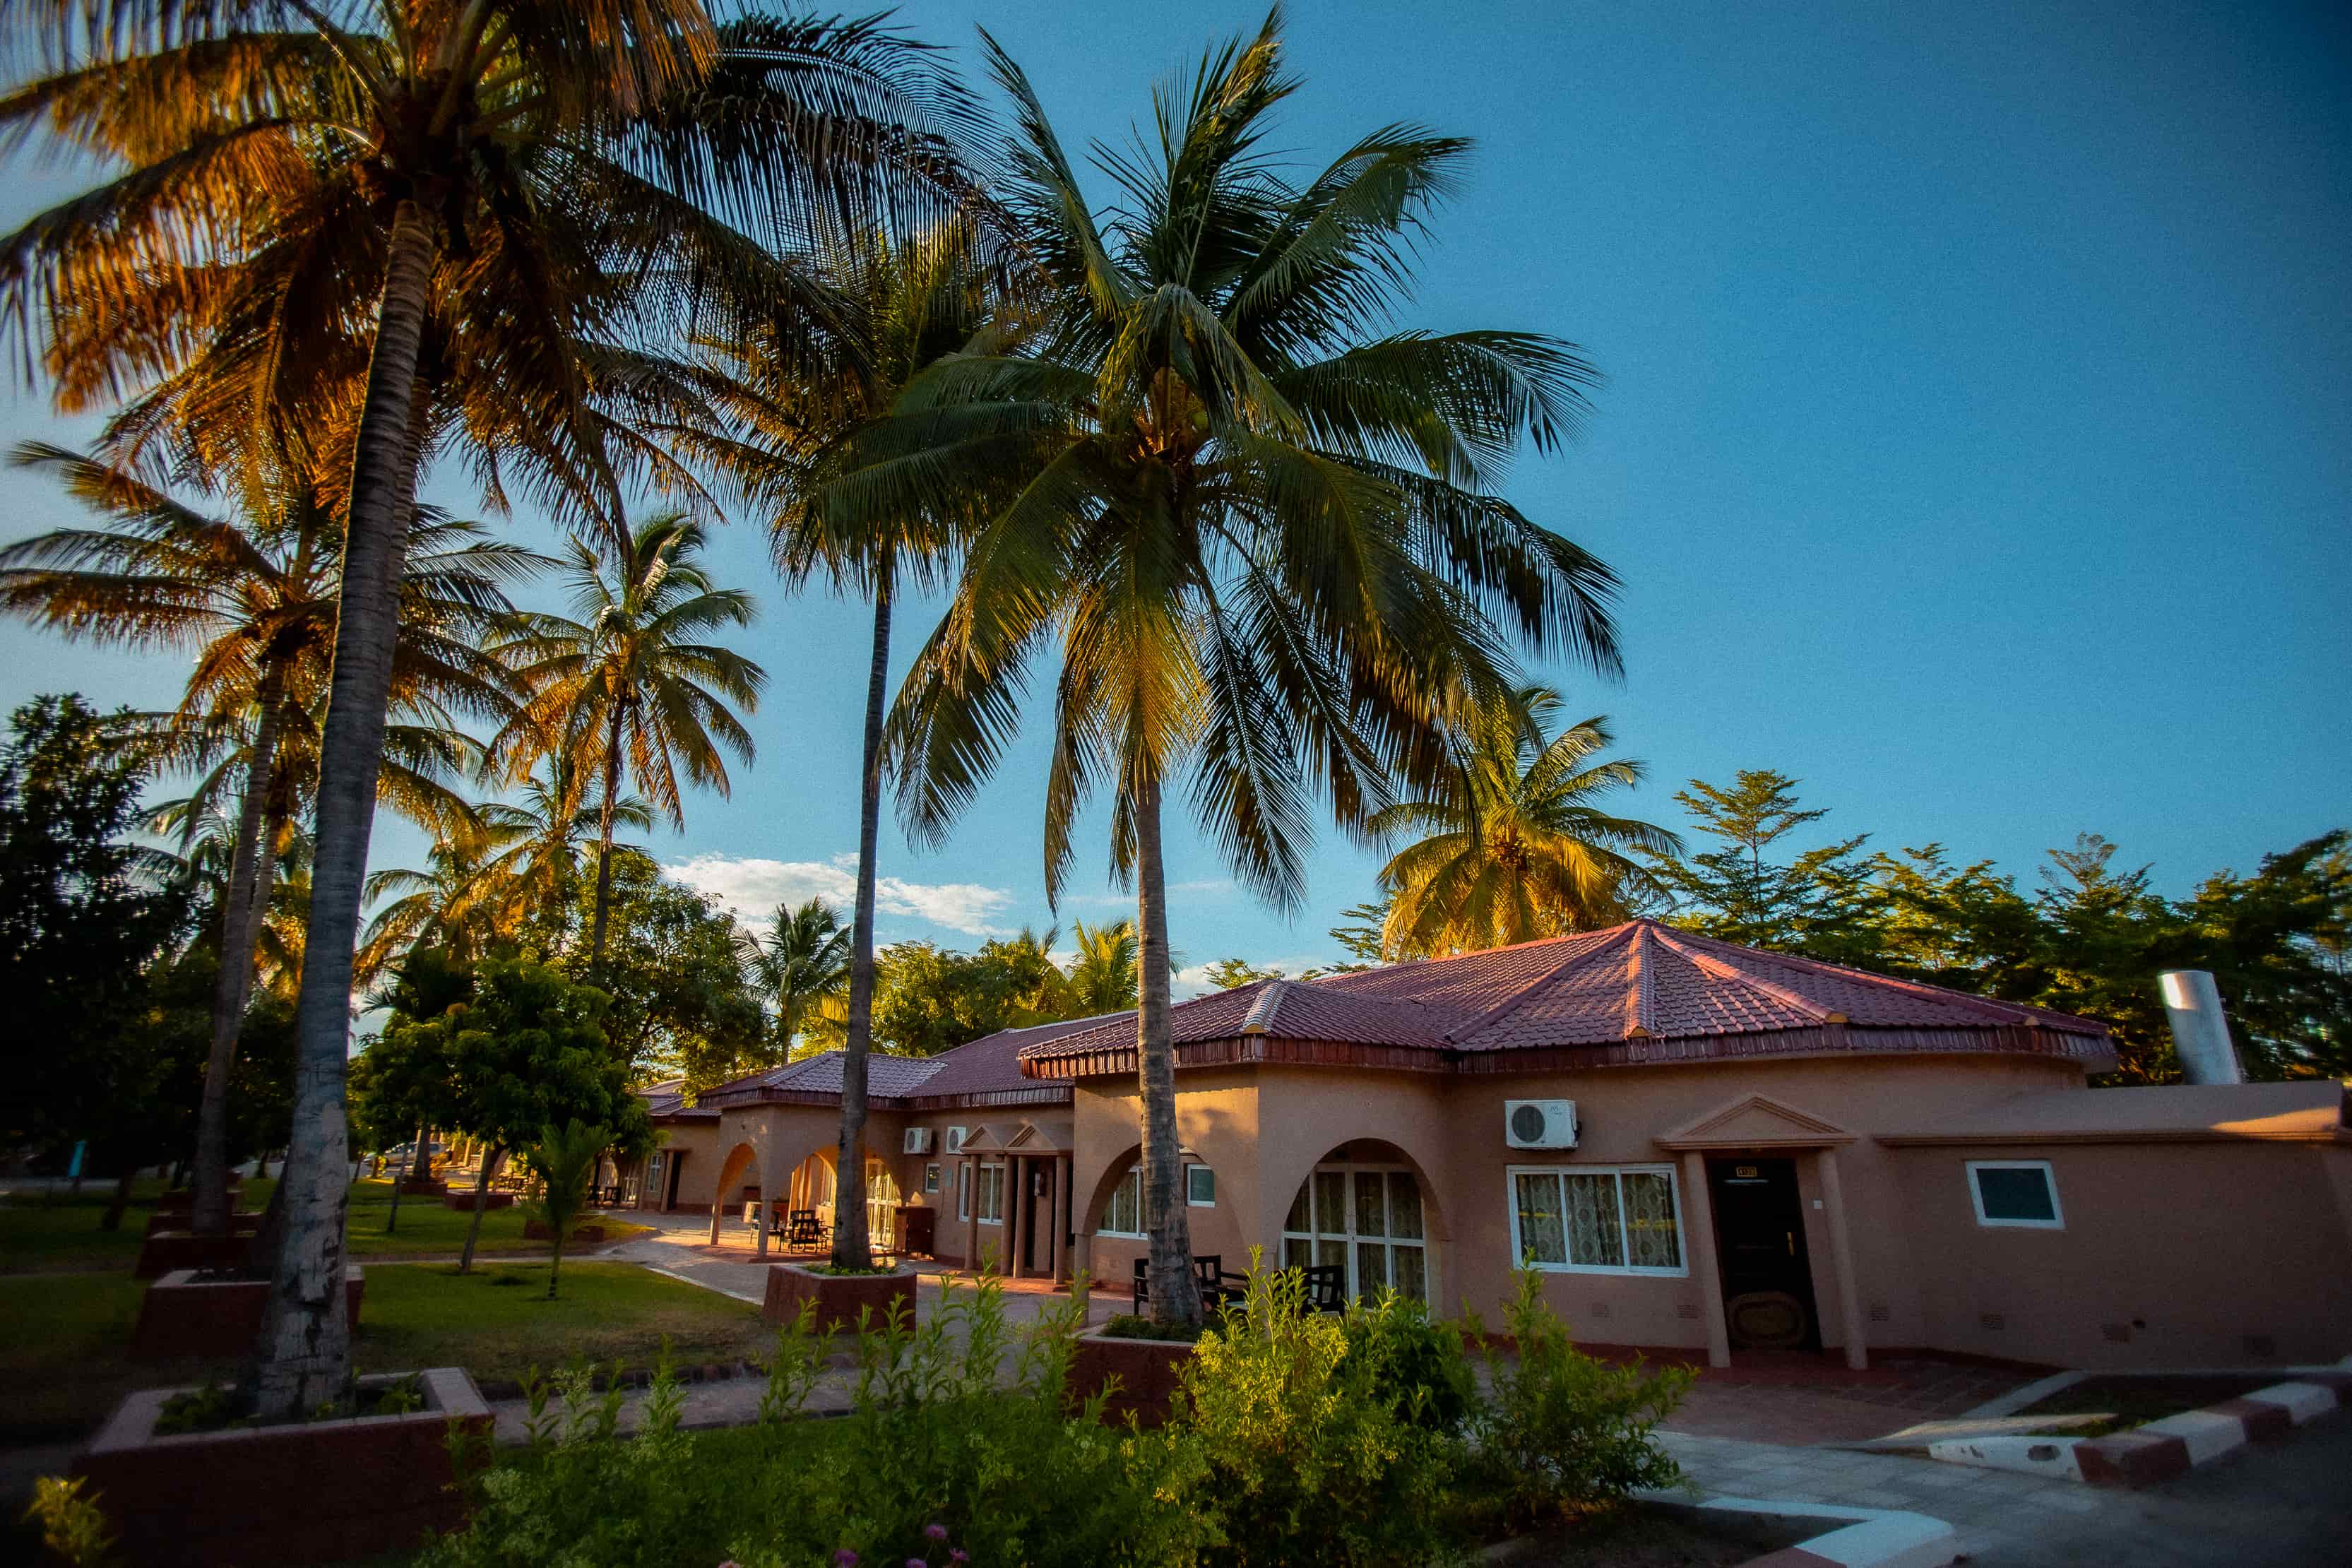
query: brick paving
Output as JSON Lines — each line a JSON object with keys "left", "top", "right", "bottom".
{"left": 1658, "top": 1353, "right": 2041, "bottom": 1445}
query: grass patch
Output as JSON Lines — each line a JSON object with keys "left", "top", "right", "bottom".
{"left": 0, "top": 1177, "right": 648, "bottom": 1274}
{"left": 0, "top": 1261, "right": 761, "bottom": 1444}
{"left": 2014, "top": 1373, "right": 2274, "bottom": 1437}
{"left": 1100, "top": 1314, "right": 1204, "bottom": 1343}
{"left": 0, "top": 1178, "right": 277, "bottom": 1273}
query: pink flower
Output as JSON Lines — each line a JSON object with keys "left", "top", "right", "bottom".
{"left": 949, "top": 1553, "right": 968, "bottom": 1564}
{"left": 833, "top": 1552, "right": 858, "bottom": 1568}
{"left": 924, "top": 1526, "right": 950, "bottom": 1543}
{"left": 907, "top": 1559, "right": 927, "bottom": 1568}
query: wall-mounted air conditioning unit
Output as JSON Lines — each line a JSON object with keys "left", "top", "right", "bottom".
{"left": 903, "top": 1127, "right": 934, "bottom": 1155}
{"left": 943, "top": 1126, "right": 969, "bottom": 1154}
{"left": 1504, "top": 1099, "right": 1577, "bottom": 1149}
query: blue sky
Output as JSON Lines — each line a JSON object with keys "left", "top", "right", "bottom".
{"left": 1, "top": 0, "right": 2346, "bottom": 985}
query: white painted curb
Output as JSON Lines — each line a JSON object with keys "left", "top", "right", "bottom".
{"left": 1925, "top": 1432, "right": 2087, "bottom": 1481}
{"left": 1923, "top": 1373, "right": 2343, "bottom": 1487}
{"left": 1644, "top": 1493, "right": 1959, "bottom": 1568}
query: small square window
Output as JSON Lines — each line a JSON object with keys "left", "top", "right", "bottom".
{"left": 1967, "top": 1160, "right": 2062, "bottom": 1228}
{"left": 1187, "top": 1165, "right": 1216, "bottom": 1206}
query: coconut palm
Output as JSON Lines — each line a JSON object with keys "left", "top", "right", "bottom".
{"left": 747, "top": 898, "right": 853, "bottom": 1059}
{"left": 1064, "top": 920, "right": 1140, "bottom": 1014}
{"left": 0, "top": 0, "right": 985, "bottom": 1413}
{"left": 875, "top": 17, "right": 1622, "bottom": 1323}
{"left": 706, "top": 220, "right": 999, "bottom": 1267}
{"left": 0, "top": 442, "right": 534, "bottom": 1236}
{"left": 1373, "top": 689, "right": 1681, "bottom": 957}
{"left": 493, "top": 514, "right": 764, "bottom": 968}
{"left": 474, "top": 757, "right": 653, "bottom": 952}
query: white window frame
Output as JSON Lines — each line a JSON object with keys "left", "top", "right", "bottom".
{"left": 1966, "top": 1159, "right": 2064, "bottom": 1229}
{"left": 1506, "top": 1163, "right": 1689, "bottom": 1278}
{"left": 975, "top": 1162, "right": 1006, "bottom": 1225}
{"left": 1096, "top": 1164, "right": 1145, "bottom": 1238}
{"left": 1280, "top": 1160, "right": 1432, "bottom": 1302}
{"left": 1186, "top": 1163, "right": 1216, "bottom": 1207}
{"left": 923, "top": 1162, "right": 941, "bottom": 1194}
{"left": 957, "top": 1162, "right": 970, "bottom": 1220}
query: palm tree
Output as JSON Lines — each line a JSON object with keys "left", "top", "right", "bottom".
{"left": 475, "top": 757, "right": 654, "bottom": 953}
{"left": 708, "top": 220, "right": 999, "bottom": 1268}
{"left": 0, "top": 444, "right": 533, "bottom": 1237}
{"left": 1373, "top": 688, "right": 1681, "bottom": 957}
{"left": 747, "top": 898, "right": 853, "bottom": 1060}
{"left": 494, "top": 515, "right": 764, "bottom": 967}
{"left": 0, "top": 1, "right": 983, "bottom": 1414}
{"left": 1064, "top": 920, "right": 1140, "bottom": 1014}
{"left": 877, "top": 17, "right": 1622, "bottom": 1324}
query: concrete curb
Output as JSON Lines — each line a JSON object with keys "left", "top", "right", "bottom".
{"left": 1926, "top": 1361, "right": 2352, "bottom": 1488}
{"left": 1630, "top": 1493, "right": 1957, "bottom": 1568}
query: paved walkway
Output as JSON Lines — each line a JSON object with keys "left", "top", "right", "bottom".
{"left": 1661, "top": 1410, "right": 2350, "bottom": 1566}
{"left": 1653, "top": 1353, "right": 2041, "bottom": 1445}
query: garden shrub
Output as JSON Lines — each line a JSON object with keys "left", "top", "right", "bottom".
{"left": 1341, "top": 1293, "right": 1478, "bottom": 1435}
{"left": 427, "top": 1279, "right": 1211, "bottom": 1568}
{"left": 1463, "top": 1269, "right": 1692, "bottom": 1528}
{"left": 1174, "top": 1264, "right": 1468, "bottom": 1568}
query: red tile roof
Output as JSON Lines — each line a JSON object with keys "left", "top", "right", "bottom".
{"left": 1018, "top": 920, "right": 2115, "bottom": 1078}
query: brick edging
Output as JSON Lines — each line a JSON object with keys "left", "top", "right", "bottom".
{"left": 1928, "top": 1362, "right": 2352, "bottom": 1488}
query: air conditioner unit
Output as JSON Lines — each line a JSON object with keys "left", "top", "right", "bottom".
{"left": 942, "top": 1126, "right": 969, "bottom": 1154}
{"left": 903, "top": 1127, "right": 934, "bottom": 1155}
{"left": 1504, "top": 1099, "right": 1577, "bottom": 1149}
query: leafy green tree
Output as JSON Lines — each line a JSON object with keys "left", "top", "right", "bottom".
{"left": 348, "top": 951, "right": 475, "bottom": 1235}
{"left": 1649, "top": 771, "right": 1871, "bottom": 949}
{"left": 870, "top": 929, "right": 1072, "bottom": 1055}
{"left": 1374, "top": 689, "right": 1679, "bottom": 957}
{"left": 0, "top": 696, "right": 191, "bottom": 1170}
{"left": 1323, "top": 896, "right": 1394, "bottom": 971}
{"left": 576, "top": 852, "right": 766, "bottom": 1084}
{"left": 497, "top": 516, "right": 764, "bottom": 966}
{"left": 521, "top": 1119, "right": 610, "bottom": 1300}
{"left": 1201, "top": 957, "right": 1283, "bottom": 990}
{"left": 880, "top": 16, "right": 1620, "bottom": 1325}
{"left": 747, "top": 898, "right": 853, "bottom": 1062}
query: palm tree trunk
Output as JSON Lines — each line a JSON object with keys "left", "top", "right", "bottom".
{"left": 460, "top": 1146, "right": 503, "bottom": 1273}
{"left": 588, "top": 701, "right": 627, "bottom": 966}
{"left": 1135, "top": 770, "right": 1201, "bottom": 1326}
{"left": 829, "top": 581, "right": 891, "bottom": 1269}
{"left": 193, "top": 676, "right": 287, "bottom": 1236}
{"left": 385, "top": 1123, "right": 422, "bottom": 1235}
{"left": 249, "top": 198, "right": 439, "bottom": 1421}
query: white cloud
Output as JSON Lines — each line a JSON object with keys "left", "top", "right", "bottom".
{"left": 666, "top": 853, "right": 1016, "bottom": 937}
{"left": 1172, "top": 953, "right": 1334, "bottom": 999}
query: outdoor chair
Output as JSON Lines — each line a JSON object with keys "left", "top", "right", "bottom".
{"left": 1297, "top": 1262, "right": 1347, "bottom": 1314}
{"left": 784, "top": 1208, "right": 824, "bottom": 1248}
{"left": 1132, "top": 1255, "right": 1248, "bottom": 1314}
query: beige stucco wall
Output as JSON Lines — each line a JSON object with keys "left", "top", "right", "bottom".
{"left": 1073, "top": 1053, "right": 2095, "bottom": 1356}
{"left": 641, "top": 1123, "right": 723, "bottom": 1211}
{"left": 1891, "top": 1139, "right": 2352, "bottom": 1368}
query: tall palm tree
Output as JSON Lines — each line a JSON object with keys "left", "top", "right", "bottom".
{"left": 1373, "top": 687, "right": 1681, "bottom": 957}
{"left": 1064, "top": 919, "right": 1140, "bottom": 1014}
{"left": 0, "top": 443, "right": 533, "bottom": 1237}
{"left": 473, "top": 756, "right": 653, "bottom": 952}
{"left": 747, "top": 898, "right": 853, "bottom": 1059}
{"left": 494, "top": 514, "right": 764, "bottom": 967}
{"left": 0, "top": 0, "right": 984, "bottom": 1414}
{"left": 708, "top": 220, "right": 999, "bottom": 1268}
{"left": 877, "top": 16, "right": 1622, "bottom": 1324}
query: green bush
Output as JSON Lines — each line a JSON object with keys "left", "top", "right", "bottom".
{"left": 1341, "top": 1293, "right": 1479, "bottom": 1435}
{"left": 1465, "top": 1269, "right": 1693, "bottom": 1528}
{"left": 1175, "top": 1264, "right": 1467, "bottom": 1568}
{"left": 427, "top": 1279, "right": 1211, "bottom": 1568}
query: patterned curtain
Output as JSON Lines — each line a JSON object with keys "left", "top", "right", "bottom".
{"left": 1514, "top": 1172, "right": 1567, "bottom": 1265}
{"left": 1562, "top": 1172, "right": 1625, "bottom": 1266}
{"left": 1622, "top": 1172, "right": 1682, "bottom": 1269}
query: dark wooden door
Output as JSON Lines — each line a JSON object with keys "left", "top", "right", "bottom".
{"left": 1019, "top": 1160, "right": 1052, "bottom": 1273}
{"left": 1706, "top": 1158, "right": 1819, "bottom": 1348}
{"left": 663, "top": 1151, "right": 686, "bottom": 1211}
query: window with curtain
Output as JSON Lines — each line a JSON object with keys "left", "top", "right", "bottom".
{"left": 1280, "top": 1163, "right": 1428, "bottom": 1301}
{"left": 976, "top": 1163, "right": 1006, "bottom": 1224}
{"left": 1511, "top": 1165, "right": 1684, "bottom": 1275}
{"left": 1098, "top": 1165, "right": 1144, "bottom": 1237}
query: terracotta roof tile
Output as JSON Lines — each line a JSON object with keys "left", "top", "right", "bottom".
{"left": 1018, "top": 918, "right": 2111, "bottom": 1075}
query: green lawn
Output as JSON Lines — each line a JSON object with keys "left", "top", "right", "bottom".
{"left": 0, "top": 1261, "right": 768, "bottom": 1444}
{"left": 0, "top": 1177, "right": 648, "bottom": 1273}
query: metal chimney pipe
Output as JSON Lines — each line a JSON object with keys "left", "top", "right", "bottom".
{"left": 2157, "top": 970, "right": 2244, "bottom": 1085}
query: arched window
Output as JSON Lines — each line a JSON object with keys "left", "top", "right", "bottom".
{"left": 1282, "top": 1161, "right": 1428, "bottom": 1302}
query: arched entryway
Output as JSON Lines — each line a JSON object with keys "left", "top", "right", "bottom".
{"left": 1278, "top": 1143, "right": 1438, "bottom": 1304}
{"left": 785, "top": 1149, "right": 836, "bottom": 1214}
{"left": 706, "top": 1141, "right": 762, "bottom": 1245}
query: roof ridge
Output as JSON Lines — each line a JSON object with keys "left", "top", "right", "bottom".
{"left": 1443, "top": 922, "right": 1641, "bottom": 1046}
{"left": 1240, "top": 979, "right": 1293, "bottom": 1035}
{"left": 1654, "top": 923, "right": 2052, "bottom": 1028}
{"left": 1644, "top": 925, "right": 1846, "bottom": 1026}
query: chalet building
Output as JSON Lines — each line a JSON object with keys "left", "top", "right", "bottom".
{"left": 634, "top": 919, "right": 2352, "bottom": 1372}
